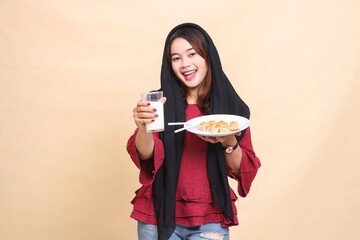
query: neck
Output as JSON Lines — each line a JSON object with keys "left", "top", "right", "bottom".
{"left": 186, "top": 89, "right": 198, "bottom": 104}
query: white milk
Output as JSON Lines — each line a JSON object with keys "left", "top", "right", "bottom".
{"left": 146, "top": 101, "right": 164, "bottom": 132}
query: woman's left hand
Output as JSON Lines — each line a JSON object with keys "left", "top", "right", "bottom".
{"left": 199, "top": 131, "right": 243, "bottom": 175}
{"left": 197, "top": 131, "right": 241, "bottom": 147}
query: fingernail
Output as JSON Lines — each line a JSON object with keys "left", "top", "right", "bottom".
{"left": 155, "top": 114, "right": 158, "bottom": 117}
{"left": 147, "top": 102, "right": 151, "bottom": 106}
{"left": 153, "top": 108, "right": 157, "bottom": 112}
{"left": 151, "top": 119, "right": 155, "bottom": 122}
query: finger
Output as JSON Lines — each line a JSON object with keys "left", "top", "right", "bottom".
{"left": 135, "top": 117, "right": 155, "bottom": 125}
{"left": 204, "top": 137, "right": 218, "bottom": 144}
{"left": 213, "top": 137, "right": 223, "bottom": 143}
{"left": 137, "top": 100, "right": 151, "bottom": 107}
{"left": 136, "top": 111, "right": 158, "bottom": 120}
{"left": 197, "top": 135, "right": 210, "bottom": 142}
{"left": 209, "top": 139, "right": 220, "bottom": 144}
{"left": 134, "top": 104, "right": 158, "bottom": 115}
{"left": 160, "top": 97, "right": 167, "bottom": 104}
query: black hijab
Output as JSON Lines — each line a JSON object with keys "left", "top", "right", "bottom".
{"left": 153, "top": 23, "right": 250, "bottom": 240}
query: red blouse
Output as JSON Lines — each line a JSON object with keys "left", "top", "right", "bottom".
{"left": 126, "top": 104, "right": 261, "bottom": 227}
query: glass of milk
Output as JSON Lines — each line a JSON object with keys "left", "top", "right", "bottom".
{"left": 141, "top": 91, "right": 164, "bottom": 132}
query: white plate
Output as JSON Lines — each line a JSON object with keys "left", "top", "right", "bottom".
{"left": 184, "top": 114, "right": 250, "bottom": 137}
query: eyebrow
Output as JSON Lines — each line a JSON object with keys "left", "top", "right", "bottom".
{"left": 171, "top": 47, "right": 194, "bottom": 57}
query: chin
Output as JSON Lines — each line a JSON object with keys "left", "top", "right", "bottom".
{"left": 185, "top": 82, "right": 199, "bottom": 88}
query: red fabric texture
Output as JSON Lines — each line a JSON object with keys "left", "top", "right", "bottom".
{"left": 127, "top": 104, "right": 261, "bottom": 227}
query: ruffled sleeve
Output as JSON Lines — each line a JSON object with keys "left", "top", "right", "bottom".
{"left": 126, "top": 129, "right": 165, "bottom": 186}
{"left": 227, "top": 127, "right": 261, "bottom": 197}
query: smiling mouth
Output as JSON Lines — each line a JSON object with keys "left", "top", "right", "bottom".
{"left": 183, "top": 70, "right": 196, "bottom": 76}
{"left": 182, "top": 70, "right": 197, "bottom": 80}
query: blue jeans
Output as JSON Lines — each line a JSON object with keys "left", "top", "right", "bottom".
{"left": 137, "top": 221, "right": 229, "bottom": 240}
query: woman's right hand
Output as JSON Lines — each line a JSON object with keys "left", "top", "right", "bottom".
{"left": 133, "top": 97, "right": 166, "bottom": 160}
{"left": 133, "top": 97, "right": 167, "bottom": 132}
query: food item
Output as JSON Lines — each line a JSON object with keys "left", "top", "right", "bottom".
{"left": 199, "top": 120, "right": 239, "bottom": 134}
{"left": 209, "top": 123, "right": 219, "bottom": 134}
{"left": 199, "top": 122, "right": 207, "bottom": 131}
{"left": 230, "top": 121, "right": 239, "bottom": 131}
{"left": 219, "top": 122, "right": 230, "bottom": 133}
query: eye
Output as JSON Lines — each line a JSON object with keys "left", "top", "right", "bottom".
{"left": 189, "top": 52, "right": 197, "bottom": 57}
{"left": 172, "top": 56, "right": 180, "bottom": 62}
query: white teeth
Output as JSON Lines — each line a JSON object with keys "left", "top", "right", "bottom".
{"left": 183, "top": 70, "right": 196, "bottom": 76}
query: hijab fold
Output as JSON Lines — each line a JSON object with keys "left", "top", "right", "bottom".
{"left": 154, "top": 23, "right": 250, "bottom": 240}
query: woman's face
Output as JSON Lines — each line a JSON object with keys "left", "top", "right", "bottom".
{"left": 170, "top": 38, "right": 208, "bottom": 91}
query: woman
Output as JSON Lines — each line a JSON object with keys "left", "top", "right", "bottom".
{"left": 127, "top": 23, "right": 261, "bottom": 240}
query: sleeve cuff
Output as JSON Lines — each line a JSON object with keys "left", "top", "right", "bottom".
{"left": 126, "top": 129, "right": 165, "bottom": 186}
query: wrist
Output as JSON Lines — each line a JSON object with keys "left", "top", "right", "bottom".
{"left": 138, "top": 126, "right": 151, "bottom": 134}
{"left": 222, "top": 141, "right": 239, "bottom": 154}
{"left": 221, "top": 135, "right": 237, "bottom": 148}
{"left": 136, "top": 128, "right": 154, "bottom": 141}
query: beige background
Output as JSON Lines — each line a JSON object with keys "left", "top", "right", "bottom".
{"left": 1, "top": 0, "right": 359, "bottom": 239}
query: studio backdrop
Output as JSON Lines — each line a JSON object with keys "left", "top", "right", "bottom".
{"left": 1, "top": 1, "right": 359, "bottom": 239}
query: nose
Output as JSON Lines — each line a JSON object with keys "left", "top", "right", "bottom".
{"left": 181, "top": 57, "right": 191, "bottom": 68}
